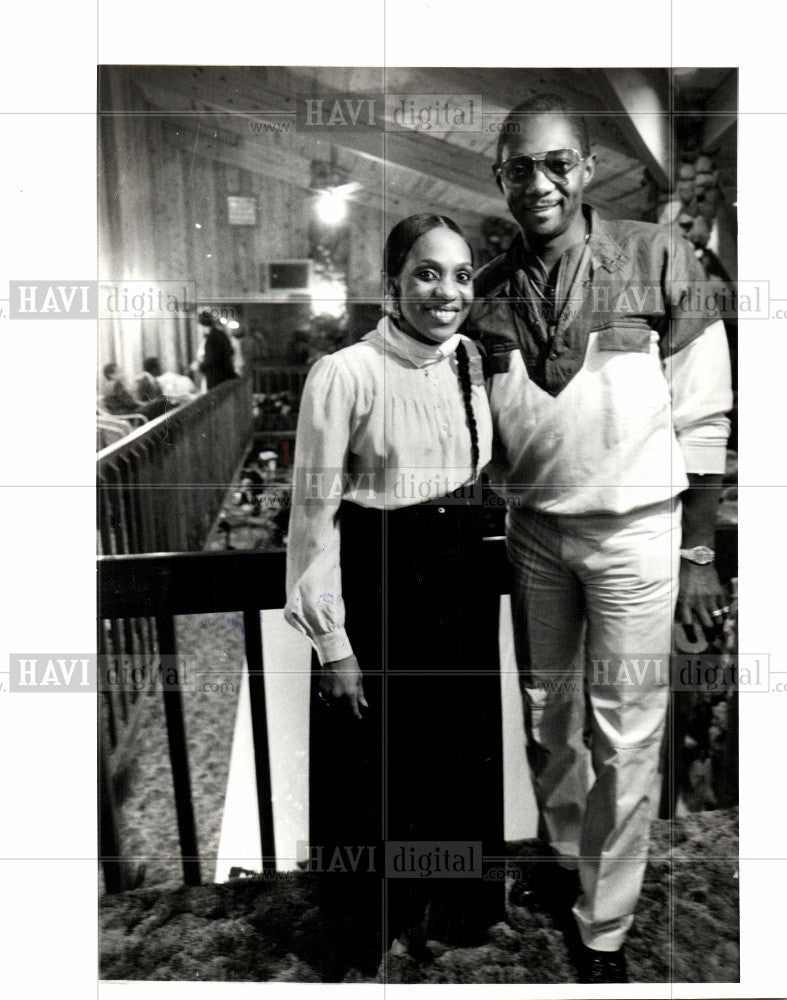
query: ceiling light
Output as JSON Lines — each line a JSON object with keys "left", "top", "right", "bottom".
{"left": 314, "top": 188, "right": 348, "bottom": 226}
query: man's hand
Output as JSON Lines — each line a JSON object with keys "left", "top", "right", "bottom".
{"left": 320, "top": 654, "right": 368, "bottom": 720}
{"left": 679, "top": 472, "right": 729, "bottom": 634}
{"left": 678, "top": 560, "right": 727, "bottom": 632}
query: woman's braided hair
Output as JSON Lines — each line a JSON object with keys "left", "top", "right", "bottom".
{"left": 455, "top": 340, "right": 479, "bottom": 482}
{"left": 384, "top": 213, "right": 479, "bottom": 484}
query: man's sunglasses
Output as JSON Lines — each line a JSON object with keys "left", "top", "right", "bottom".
{"left": 494, "top": 148, "right": 585, "bottom": 187}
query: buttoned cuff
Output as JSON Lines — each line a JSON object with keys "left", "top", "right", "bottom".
{"left": 313, "top": 628, "right": 353, "bottom": 665}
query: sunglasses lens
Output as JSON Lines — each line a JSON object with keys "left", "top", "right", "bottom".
{"left": 501, "top": 158, "right": 534, "bottom": 185}
{"left": 543, "top": 149, "right": 581, "bottom": 176}
{"left": 499, "top": 150, "right": 582, "bottom": 186}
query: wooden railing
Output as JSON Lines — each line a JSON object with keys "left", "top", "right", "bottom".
{"left": 98, "top": 549, "right": 287, "bottom": 892}
{"left": 97, "top": 378, "right": 254, "bottom": 555}
{"left": 252, "top": 365, "right": 310, "bottom": 399}
{"left": 97, "top": 542, "right": 507, "bottom": 893}
{"left": 97, "top": 523, "right": 738, "bottom": 893}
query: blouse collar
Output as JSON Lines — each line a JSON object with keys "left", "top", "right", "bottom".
{"left": 367, "top": 315, "right": 463, "bottom": 369}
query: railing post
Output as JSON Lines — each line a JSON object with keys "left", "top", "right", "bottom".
{"left": 99, "top": 618, "right": 140, "bottom": 893}
{"left": 243, "top": 609, "right": 277, "bottom": 873}
{"left": 155, "top": 614, "right": 201, "bottom": 885}
{"left": 99, "top": 719, "right": 130, "bottom": 892}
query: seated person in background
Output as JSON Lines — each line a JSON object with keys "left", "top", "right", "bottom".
{"left": 100, "top": 363, "right": 140, "bottom": 414}
{"left": 158, "top": 368, "right": 198, "bottom": 405}
{"left": 135, "top": 356, "right": 164, "bottom": 402}
{"left": 100, "top": 363, "right": 167, "bottom": 420}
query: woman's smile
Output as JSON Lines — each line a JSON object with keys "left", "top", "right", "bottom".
{"left": 422, "top": 304, "right": 463, "bottom": 325}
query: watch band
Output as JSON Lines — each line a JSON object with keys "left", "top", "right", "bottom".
{"left": 680, "top": 545, "right": 715, "bottom": 565}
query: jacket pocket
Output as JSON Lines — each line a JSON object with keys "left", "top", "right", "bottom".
{"left": 596, "top": 324, "right": 653, "bottom": 353}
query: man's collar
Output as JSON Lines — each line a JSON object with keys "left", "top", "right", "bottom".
{"left": 504, "top": 205, "right": 629, "bottom": 275}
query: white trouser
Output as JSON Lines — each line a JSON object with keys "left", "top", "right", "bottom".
{"left": 507, "top": 498, "right": 680, "bottom": 952}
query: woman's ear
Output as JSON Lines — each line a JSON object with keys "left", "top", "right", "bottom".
{"left": 384, "top": 277, "right": 402, "bottom": 319}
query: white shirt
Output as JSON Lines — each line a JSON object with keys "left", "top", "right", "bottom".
{"left": 285, "top": 316, "right": 492, "bottom": 663}
{"left": 157, "top": 371, "right": 197, "bottom": 402}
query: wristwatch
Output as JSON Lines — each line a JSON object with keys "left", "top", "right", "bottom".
{"left": 680, "top": 545, "right": 715, "bottom": 565}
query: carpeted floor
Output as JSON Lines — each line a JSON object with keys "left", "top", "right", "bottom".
{"left": 100, "top": 807, "right": 738, "bottom": 984}
{"left": 113, "top": 612, "right": 246, "bottom": 888}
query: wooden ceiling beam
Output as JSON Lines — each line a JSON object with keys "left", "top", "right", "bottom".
{"left": 701, "top": 71, "right": 737, "bottom": 153}
{"left": 104, "top": 67, "right": 658, "bottom": 223}
{"left": 132, "top": 111, "right": 505, "bottom": 222}
{"left": 595, "top": 69, "right": 671, "bottom": 188}
{"left": 129, "top": 66, "right": 500, "bottom": 200}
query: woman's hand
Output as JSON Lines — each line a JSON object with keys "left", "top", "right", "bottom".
{"left": 320, "top": 654, "right": 368, "bottom": 719}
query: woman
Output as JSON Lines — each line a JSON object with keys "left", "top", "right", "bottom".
{"left": 285, "top": 215, "right": 504, "bottom": 979}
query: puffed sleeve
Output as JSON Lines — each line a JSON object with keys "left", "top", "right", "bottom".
{"left": 284, "top": 354, "right": 355, "bottom": 664}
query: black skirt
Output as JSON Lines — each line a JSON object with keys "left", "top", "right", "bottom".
{"left": 309, "top": 489, "right": 505, "bottom": 977}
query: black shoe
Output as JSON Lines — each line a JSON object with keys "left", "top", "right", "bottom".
{"left": 550, "top": 865, "right": 581, "bottom": 914}
{"left": 578, "top": 944, "right": 629, "bottom": 984}
{"left": 510, "top": 860, "right": 580, "bottom": 915}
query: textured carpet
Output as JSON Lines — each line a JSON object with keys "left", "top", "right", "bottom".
{"left": 100, "top": 808, "right": 738, "bottom": 984}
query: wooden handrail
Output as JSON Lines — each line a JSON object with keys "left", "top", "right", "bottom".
{"left": 97, "top": 525, "right": 737, "bottom": 892}
{"left": 97, "top": 378, "right": 255, "bottom": 554}
{"left": 99, "top": 549, "right": 288, "bottom": 617}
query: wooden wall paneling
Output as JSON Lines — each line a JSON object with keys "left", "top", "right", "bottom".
{"left": 178, "top": 146, "right": 213, "bottom": 362}
{"left": 98, "top": 110, "right": 122, "bottom": 369}
{"left": 284, "top": 180, "right": 310, "bottom": 259}
{"left": 213, "top": 160, "right": 237, "bottom": 295}
{"left": 148, "top": 116, "right": 193, "bottom": 373}
{"left": 213, "top": 160, "right": 262, "bottom": 296}
{"left": 235, "top": 167, "right": 259, "bottom": 295}
{"left": 253, "top": 174, "right": 275, "bottom": 270}
{"left": 347, "top": 201, "right": 384, "bottom": 302}
{"left": 103, "top": 72, "right": 160, "bottom": 378}
{"left": 257, "top": 177, "right": 292, "bottom": 264}
{"left": 149, "top": 117, "right": 191, "bottom": 284}
{"left": 184, "top": 147, "right": 221, "bottom": 302}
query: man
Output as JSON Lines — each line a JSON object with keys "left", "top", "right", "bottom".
{"left": 197, "top": 309, "right": 237, "bottom": 390}
{"left": 135, "top": 356, "right": 164, "bottom": 402}
{"left": 472, "top": 94, "right": 732, "bottom": 983}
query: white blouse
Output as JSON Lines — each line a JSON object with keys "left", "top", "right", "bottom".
{"left": 284, "top": 316, "right": 493, "bottom": 664}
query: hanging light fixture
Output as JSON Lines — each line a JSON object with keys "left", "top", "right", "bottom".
{"left": 310, "top": 148, "right": 361, "bottom": 226}
{"left": 315, "top": 187, "right": 348, "bottom": 225}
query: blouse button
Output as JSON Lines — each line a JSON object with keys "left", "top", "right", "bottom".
{"left": 437, "top": 507, "right": 446, "bottom": 514}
